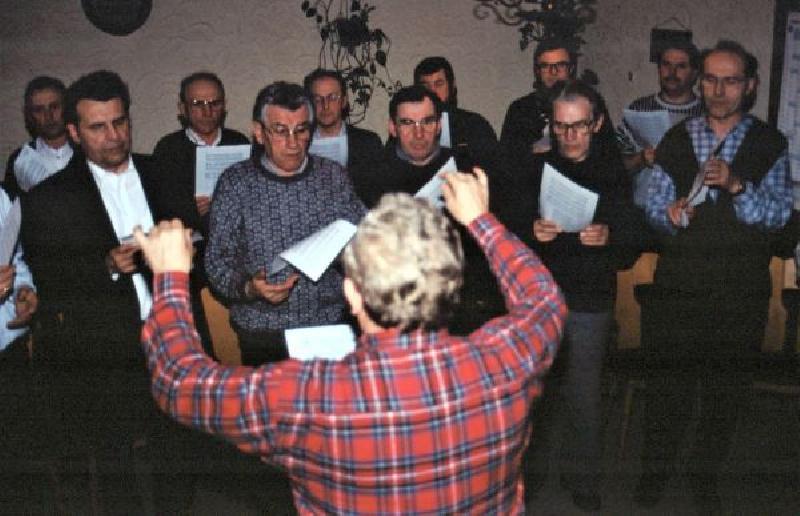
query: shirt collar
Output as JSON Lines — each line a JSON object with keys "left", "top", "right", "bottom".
{"left": 313, "top": 124, "right": 346, "bottom": 139}
{"left": 87, "top": 156, "right": 134, "bottom": 186}
{"left": 358, "top": 327, "right": 450, "bottom": 351}
{"left": 260, "top": 154, "right": 309, "bottom": 178}
{"left": 185, "top": 127, "right": 222, "bottom": 146}
{"left": 394, "top": 143, "right": 441, "bottom": 166}
{"left": 34, "top": 137, "right": 71, "bottom": 157}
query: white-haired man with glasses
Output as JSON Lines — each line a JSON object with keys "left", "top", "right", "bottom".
{"left": 502, "top": 79, "right": 636, "bottom": 512}
{"left": 205, "top": 81, "right": 365, "bottom": 366}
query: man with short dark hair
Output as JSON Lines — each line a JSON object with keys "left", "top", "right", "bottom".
{"left": 303, "top": 68, "right": 382, "bottom": 176}
{"left": 413, "top": 56, "right": 498, "bottom": 169}
{"left": 151, "top": 71, "right": 248, "bottom": 357}
{"left": 4, "top": 76, "right": 73, "bottom": 199}
{"left": 500, "top": 38, "right": 619, "bottom": 172}
{"left": 205, "top": 81, "right": 365, "bottom": 366}
{"left": 137, "top": 167, "right": 565, "bottom": 514}
{"left": 617, "top": 41, "right": 703, "bottom": 207}
{"left": 21, "top": 69, "right": 191, "bottom": 514}
{"left": 635, "top": 41, "right": 792, "bottom": 512}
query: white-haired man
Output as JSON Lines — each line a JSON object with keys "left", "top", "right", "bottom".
{"left": 137, "top": 169, "right": 566, "bottom": 514}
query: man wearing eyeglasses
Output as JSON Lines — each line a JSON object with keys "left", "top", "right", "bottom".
{"left": 205, "top": 81, "right": 365, "bottom": 366}
{"left": 151, "top": 71, "right": 249, "bottom": 358}
{"left": 635, "top": 41, "right": 792, "bottom": 512}
{"left": 502, "top": 80, "right": 635, "bottom": 512}
{"left": 303, "top": 68, "right": 382, "bottom": 177}
{"left": 617, "top": 41, "right": 703, "bottom": 208}
{"left": 500, "top": 38, "right": 620, "bottom": 176}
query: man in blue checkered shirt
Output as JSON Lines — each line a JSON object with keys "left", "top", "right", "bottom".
{"left": 635, "top": 40, "right": 792, "bottom": 513}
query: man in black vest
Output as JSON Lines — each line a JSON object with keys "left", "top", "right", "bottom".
{"left": 635, "top": 41, "right": 792, "bottom": 512}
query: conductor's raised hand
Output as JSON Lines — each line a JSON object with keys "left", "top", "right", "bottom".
{"left": 441, "top": 167, "right": 489, "bottom": 226}
{"left": 133, "top": 220, "right": 194, "bottom": 274}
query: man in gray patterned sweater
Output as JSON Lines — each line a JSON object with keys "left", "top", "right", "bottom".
{"left": 205, "top": 82, "right": 365, "bottom": 365}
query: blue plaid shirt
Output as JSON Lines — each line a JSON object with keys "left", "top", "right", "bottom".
{"left": 647, "top": 115, "right": 791, "bottom": 235}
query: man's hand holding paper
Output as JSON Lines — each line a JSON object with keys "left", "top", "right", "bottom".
{"left": 246, "top": 270, "right": 299, "bottom": 304}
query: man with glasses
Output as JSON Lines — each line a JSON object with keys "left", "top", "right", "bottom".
{"left": 151, "top": 72, "right": 248, "bottom": 358}
{"left": 500, "top": 38, "right": 619, "bottom": 175}
{"left": 4, "top": 76, "right": 73, "bottom": 199}
{"left": 303, "top": 68, "right": 382, "bottom": 177}
{"left": 502, "top": 80, "right": 635, "bottom": 512}
{"left": 205, "top": 81, "right": 365, "bottom": 366}
{"left": 617, "top": 41, "right": 703, "bottom": 208}
{"left": 413, "top": 56, "right": 498, "bottom": 170}
{"left": 635, "top": 40, "right": 792, "bottom": 512}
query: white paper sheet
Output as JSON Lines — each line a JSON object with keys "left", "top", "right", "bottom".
{"left": 539, "top": 163, "right": 598, "bottom": 232}
{"left": 439, "top": 111, "right": 451, "bottom": 148}
{"left": 622, "top": 109, "right": 672, "bottom": 148}
{"left": 0, "top": 199, "right": 21, "bottom": 265}
{"left": 13, "top": 145, "right": 59, "bottom": 192}
{"left": 309, "top": 135, "right": 348, "bottom": 166}
{"left": 284, "top": 324, "right": 356, "bottom": 360}
{"left": 194, "top": 144, "right": 251, "bottom": 196}
{"left": 276, "top": 219, "right": 357, "bottom": 282}
{"left": 414, "top": 157, "right": 457, "bottom": 208}
{"left": 118, "top": 230, "right": 203, "bottom": 246}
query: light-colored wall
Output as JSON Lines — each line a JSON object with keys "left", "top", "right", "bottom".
{"left": 0, "top": 0, "right": 777, "bottom": 165}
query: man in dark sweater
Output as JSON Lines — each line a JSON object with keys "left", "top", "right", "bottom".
{"left": 303, "top": 68, "right": 383, "bottom": 177}
{"left": 502, "top": 80, "right": 636, "bottom": 512}
{"left": 151, "top": 72, "right": 249, "bottom": 357}
{"left": 351, "top": 85, "right": 504, "bottom": 335}
{"left": 413, "top": 56, "right": 499, "bottom": 170}
{"left": 635, "top": 41, "right": 792, "bottom": 512}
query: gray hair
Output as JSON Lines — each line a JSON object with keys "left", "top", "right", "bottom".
{"left": 251, "top": 81, "right": 314, "bottom": 124}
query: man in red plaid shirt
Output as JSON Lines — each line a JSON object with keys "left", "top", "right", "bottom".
{"left": 137, "top": 169, "right": 565, "bottom": 514}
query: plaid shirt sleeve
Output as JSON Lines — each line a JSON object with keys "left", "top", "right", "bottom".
{"left": 141, "top": 272, "right": 278, "bottom": 456}
{"left": 732, "top": 150, "right": 792, "bottom": 230}
{"left": 645, "top": 163, "right": 678, "bottom": 236}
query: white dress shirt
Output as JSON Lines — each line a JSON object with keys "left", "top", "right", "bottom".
{"left": 87, "top": 158, "right": 154, "bottom": 320}
{"left": 34, "top": 137, "right": 73, "bottom": 172}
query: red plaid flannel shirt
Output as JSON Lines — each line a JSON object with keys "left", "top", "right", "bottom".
{"left": 142, "top": 213, "right": 565, "bottom": 515}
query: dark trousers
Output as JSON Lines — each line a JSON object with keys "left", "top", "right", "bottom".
{"left": 232, "top": 322, "right": 289, "bottom": 366}
{"left": 639, "top": 288, "right": 768, "bottom": 486}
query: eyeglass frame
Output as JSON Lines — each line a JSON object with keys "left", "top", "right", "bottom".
{"left": 699, "top": 73, "right": 747, "bottom": 89}
{"left": 536, "top": 61, "right": 572, "bottom": 74}
{"left": 312, "top": 93, "right": 343, "bottom": 106}
{"left": 262, "top": 121, "right": 312, "bottom": 141}
{"left": 188, "top": 98, "right": 225, "bottom": 109}
{"left": 551, "top": 118, "right": 596, "bottom": 135}
{"left": 394, "top": 115, "right": 440, "bottom": 132}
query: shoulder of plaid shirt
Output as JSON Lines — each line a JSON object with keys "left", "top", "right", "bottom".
{"left": 141, "top": 212, "right": 566, "bottom": 514}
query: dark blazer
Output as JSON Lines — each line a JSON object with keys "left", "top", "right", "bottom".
{"left": 345, "top": 124, "right": 382, "bottom": 177}
{"left": 21, "top": 152, "right": 165, "bottom": 367}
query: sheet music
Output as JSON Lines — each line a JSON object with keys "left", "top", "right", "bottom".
{"left": 622, "top": 109, "right": 672, "bottom": 148}
{"left": 284, "top": 324, "right": 356, "bottom": 360}
{"left": 439, "top": 111, "right": 451, "bottom": 148}
{"left": 539, "top": 163, "right": 598, "bottom": 232}
{"left": 277, "top": 219, "right": 357, "bottom": 282}
{"left": 309, "top": 135, "right": 348, "bottom": 166}
{"left": 778, "top": 12, "right": 800, "bottom": 206}
{"left": 194, "top": 144, "right": 251, "bottom": 196}
{"left": 13, "top": 145, "right": 59, "bottom": 192}
{"left": 415, "top": 157, "right": 457, "bottom": 208}
{"left": 0, "top": 199, "right": 21, "bottom": 265}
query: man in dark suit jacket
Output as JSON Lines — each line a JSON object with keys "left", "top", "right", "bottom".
{"left": 21, "top": 70, "right": 192, "bottom": 514}
{"left": 151, "top": 72, "right": 249, "bottom": 357}
{"left": 303, "top": 68, "right": 383, "bottom": 177}
{"left": 414, "top": 56, "right": 499, "bottom": 170}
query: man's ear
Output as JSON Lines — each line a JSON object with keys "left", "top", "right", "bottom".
{"left": 67, "top": 123, "right": 80, "bottom": 145}
{"left": 178, "top": 101, "right": 188, "bottom": 120}
{"left": 387, "top": 118, "right": 397, "bottom": 139}
{"left": 252, "top": 121, "right": 266, "bottom": 145}
{"left": 592, "top": 113, "right": 604, "bottom": 134}
{"left": 343, "top": 277, "right": 363, "bottom": 316}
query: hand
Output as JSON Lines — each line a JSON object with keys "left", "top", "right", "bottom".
{"left": 533, "top": 219, "right": 561, "bottom": 243}
{"left": 195, "top": 196, "right": 211, "bottom": 217}
{"left": 106, "top": 244, "right": 140, "bottom": 274}
{"left": 133, "top": 220, "right": 194, "bottom": 274}
{"left": 0, "top": 265, "right": 14, "bottom": 300}
{"left": 641, "top": 147, "right": 656, "bottom": 168}
{"left": 246, "top": 271, "right": 299, "bottom": 304}
{"left": 579, "top": 223, "right": 610, "bottom": 246}
{"left": 441, "top": 167, "right": 489, "bottom": 226}
{"left": 702, "top": 158, "right": 740, "bottom": 193}
{"left": 8, "top": 286, "right": 37, "bottom": 329}
{"left": 667, "top": 197, "right": 694, "bottom": 227}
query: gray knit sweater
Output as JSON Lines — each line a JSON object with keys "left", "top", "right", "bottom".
{"left": 205, "top": 154, "right": 366, "bottom": 332}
